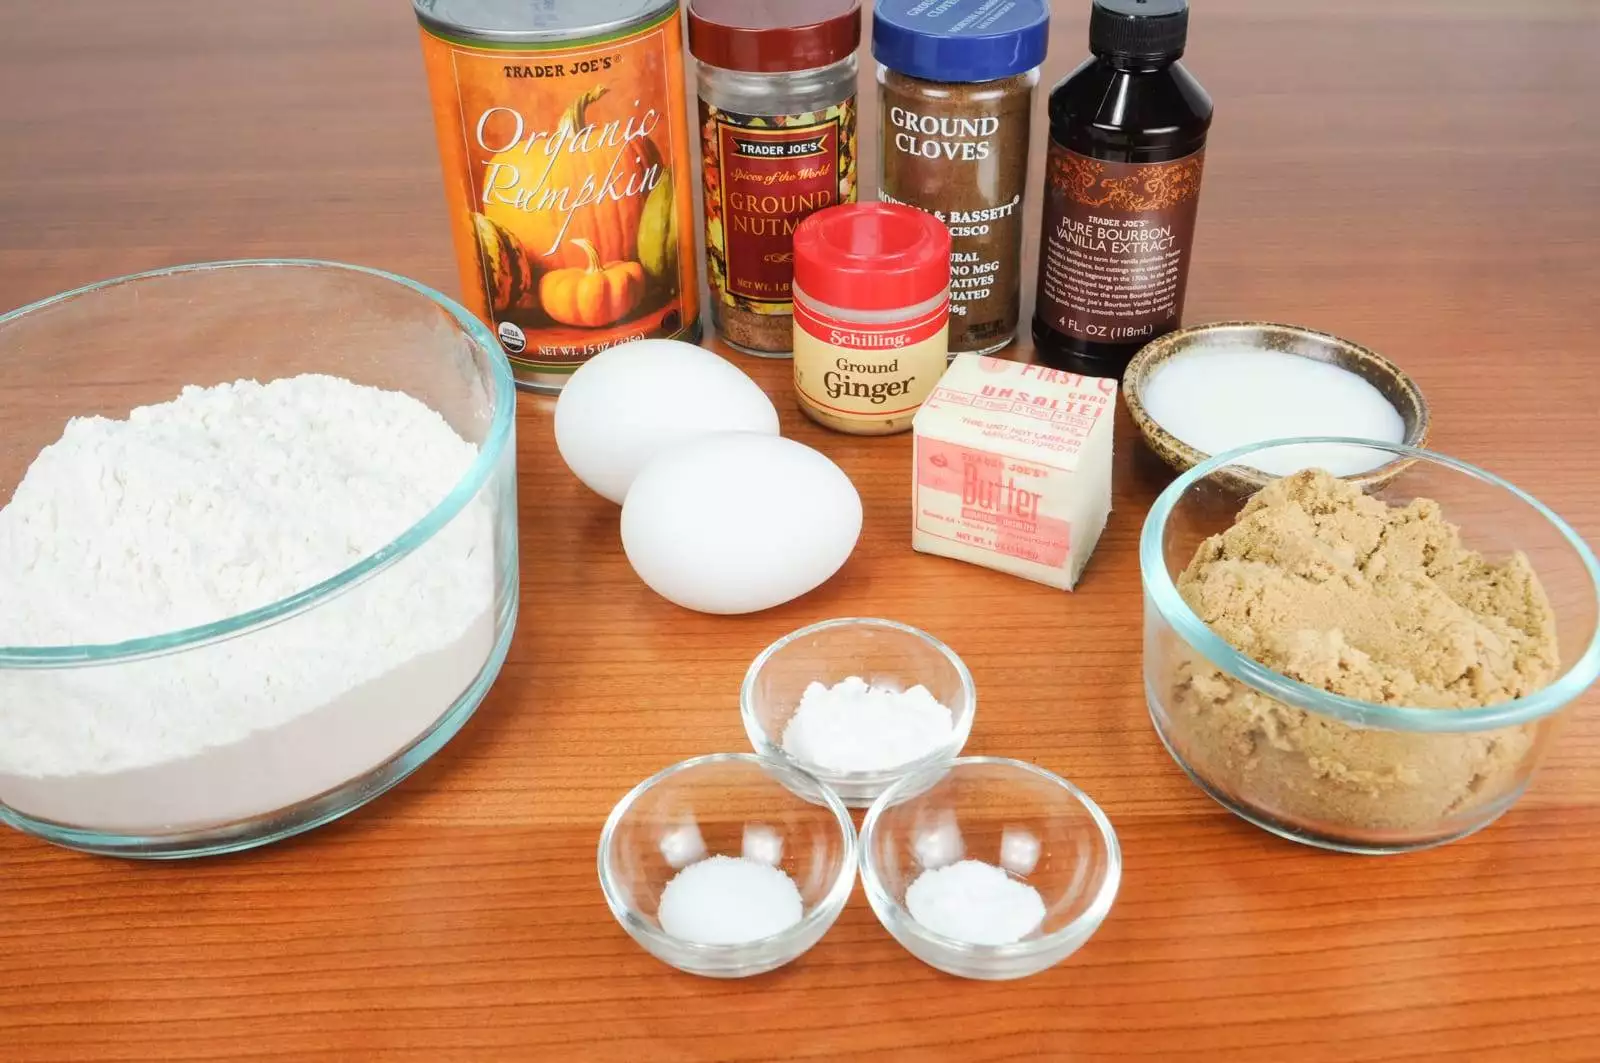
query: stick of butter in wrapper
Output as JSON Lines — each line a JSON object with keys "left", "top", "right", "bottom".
{"left": 911, "top": 354, "right": 1116, "bottom": 591}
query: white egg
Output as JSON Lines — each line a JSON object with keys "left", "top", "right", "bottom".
{"left": 555, "top": 339, "right": 779, "bottom": 504}
{"left": 621, "top": 433, "right": 862, "bottom": 615}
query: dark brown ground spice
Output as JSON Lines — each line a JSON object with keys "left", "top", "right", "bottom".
{"left": 879, "top": 70, "right": 1035, "bottom": 356}
{"left": 698, "top": 102, "right": 858, "bottom": 356}
{"left": 690, "top": 0, "right": 860, "bottom": 357}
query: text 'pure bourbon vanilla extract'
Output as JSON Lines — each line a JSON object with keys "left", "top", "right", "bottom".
{"left": 1032, "top": 0, "right": 1213, "bottom": 376}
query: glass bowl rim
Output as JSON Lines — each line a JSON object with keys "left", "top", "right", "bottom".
{"left": 595, "top": 752, "right": 860, "bottom": 964}
{"left": 1140, "top": 436, "right": 1600, "bottom": 733}
{"left": 0, "top": 259, "right": 515, "bottom": 667}
{"left": 739, "top": 617, "right": 978, "bottom": 786}
{"left": 858, "top": 755, "right": 1123, "bottom": 962}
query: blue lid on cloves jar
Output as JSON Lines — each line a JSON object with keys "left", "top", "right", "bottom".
{"left": 872, "top": 0, "right": 1050, "bottom": 84}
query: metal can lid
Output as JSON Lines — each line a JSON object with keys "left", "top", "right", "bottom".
{"left": 414, "top": 0, "right": 676, "bottom": 45}
{"left": 793, "top": 204, "right": 951, "bottom": 313}
{"left": 688, "top": 0, "right": 862, "bottom": 74}
{"left": 873, "top": 0, "right": 1049, "bottom": 84}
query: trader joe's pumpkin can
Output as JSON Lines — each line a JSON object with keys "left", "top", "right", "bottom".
{"left": 415, "top": 0, "right": 701, "bottom": 391}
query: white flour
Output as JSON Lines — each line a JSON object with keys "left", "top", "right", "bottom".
{"left": 0, "top": 375, "right": 498, "bottom": 832}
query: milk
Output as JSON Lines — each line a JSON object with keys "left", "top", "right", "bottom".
{"left": 1139, "top": 346, "right": 1406, "bottom": 475}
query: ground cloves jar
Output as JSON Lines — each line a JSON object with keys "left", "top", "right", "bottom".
{"left": 874, "top": 0, "right": 1049, "bottom": 357}
{"left": 688, "top": 0, "right": 862, "bottom": 357}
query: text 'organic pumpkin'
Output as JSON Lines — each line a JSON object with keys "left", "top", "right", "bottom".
{"left": 416, "top": 1, "right": 699, "bottom": 387}
{"left": 481, "top": 86, "right": 661, "bottom": 274}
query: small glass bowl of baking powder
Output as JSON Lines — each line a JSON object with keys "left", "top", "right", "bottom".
{"left": 860, "top": 757, "right": 1122, "bottom": 980}
{"left": 598, "top": 753, "right": 858, "bottom": 978}
{"left": 741, "top": 618, "right": 978, "bottom": 807}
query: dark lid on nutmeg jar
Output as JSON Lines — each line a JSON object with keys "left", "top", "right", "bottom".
{"left": 688, "top": 0, "right": 862, "bottom": 74}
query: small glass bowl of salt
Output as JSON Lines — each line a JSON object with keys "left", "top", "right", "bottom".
{"left": 741, "top": 618, "right": 977, "bottom": 808}
{"left": 597, "top": 753, "right": 857, "bottom": 978}
{"left": 860, "top": 757, "right": 1121, "bottom": 980}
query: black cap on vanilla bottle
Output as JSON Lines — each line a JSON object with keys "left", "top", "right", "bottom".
{"left": 1090, "top": 0, "right": 1189, "bottom": 60}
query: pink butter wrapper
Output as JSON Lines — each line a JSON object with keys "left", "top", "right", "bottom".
{"left": 911, "top": 355, "right": 1117, "bottom": 591}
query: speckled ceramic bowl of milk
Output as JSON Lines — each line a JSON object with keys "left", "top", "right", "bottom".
{"left": 1124, "top": 321, "right": 1430, "bottom": 493}
{"left": 0, "top": 261, "right": 520, "bottom": 858}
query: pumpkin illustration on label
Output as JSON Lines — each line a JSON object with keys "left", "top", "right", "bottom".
{"left": 472, "top": 213, "right": 538, "bottom": 314}
{"left": 638, "top": 167, "right": 679, "bottom": 290}
{"left": 539, "top": 238, "right": 647, "bottom": 328}
{"left": 481, "top": 86, "right": 663, "bottom": 273}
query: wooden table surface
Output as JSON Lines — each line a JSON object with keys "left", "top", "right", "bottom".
{"left": 3, "top": 1, "right": 1599, "bottom": 1059}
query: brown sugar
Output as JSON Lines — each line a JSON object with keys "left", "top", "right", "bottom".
{"left": 1162, "top": 470, "right": 1560, "bottom": 838}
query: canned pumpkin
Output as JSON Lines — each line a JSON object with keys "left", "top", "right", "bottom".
{"left": 416, "top": 0, "right": 701, "bottom": 391}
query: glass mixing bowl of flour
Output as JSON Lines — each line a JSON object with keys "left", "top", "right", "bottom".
{"left": 1142, "top": 438, "right": 1600, "bottom": 854}
{"left": 0, "top": 261, "right": 519, "bottom": 858}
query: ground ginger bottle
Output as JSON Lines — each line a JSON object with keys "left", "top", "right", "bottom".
{"left": 1031, "top": 0, "right": 1212, "bottom": 376}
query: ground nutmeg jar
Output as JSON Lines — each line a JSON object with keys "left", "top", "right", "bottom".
{"left": 688, "top": 0, "right": 861, "bottom": 356}
{"left": 792, "top": 203, "right": 952, "bottom": 436}
{"left": 874, "top": 0, "right": 1049, "bottom": 358}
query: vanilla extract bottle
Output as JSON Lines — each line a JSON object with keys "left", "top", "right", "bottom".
{"left": 1032, "top": 0, "right": 1213, "bottom": 376}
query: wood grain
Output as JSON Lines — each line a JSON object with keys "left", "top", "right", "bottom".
{"left": 3, "top": 1, "right": 1599, "bottom": 1059}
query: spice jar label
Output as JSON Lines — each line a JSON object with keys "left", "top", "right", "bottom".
{"left": 702, "top": 101, "right": 858, "bottom": 314}
{"left": 879, "top": 80, "right": 1033, "bottom": 356}
{"left": 793, "top": 297, "right": 949, "bottom": 426}
{"left": 1035, "top": 146, "right": 1206, "bottom": 349}
{"left": 417, "top": 10, "right": 700, "bottom": 385}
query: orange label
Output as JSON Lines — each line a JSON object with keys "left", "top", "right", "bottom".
{"left": 419, "top": 10, "right": 699, "bottom": 382}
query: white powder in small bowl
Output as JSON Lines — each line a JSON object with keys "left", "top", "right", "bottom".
{"left": 779, "top": 676, "right": 956, "bottom": 774}
{"left": 657, "top": 855, "right": 805, "bottom": 946}
{"left": 905, "top": 859, "right": 1047, "bottom": 947}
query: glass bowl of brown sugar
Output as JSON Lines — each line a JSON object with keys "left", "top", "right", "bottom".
{"left": 1142, "top": 437, "right": 1600, "bottom": 854}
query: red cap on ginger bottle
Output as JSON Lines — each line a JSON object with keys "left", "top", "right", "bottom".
{"left": 792, "top": 203, "right": 952, "bottom": 313}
